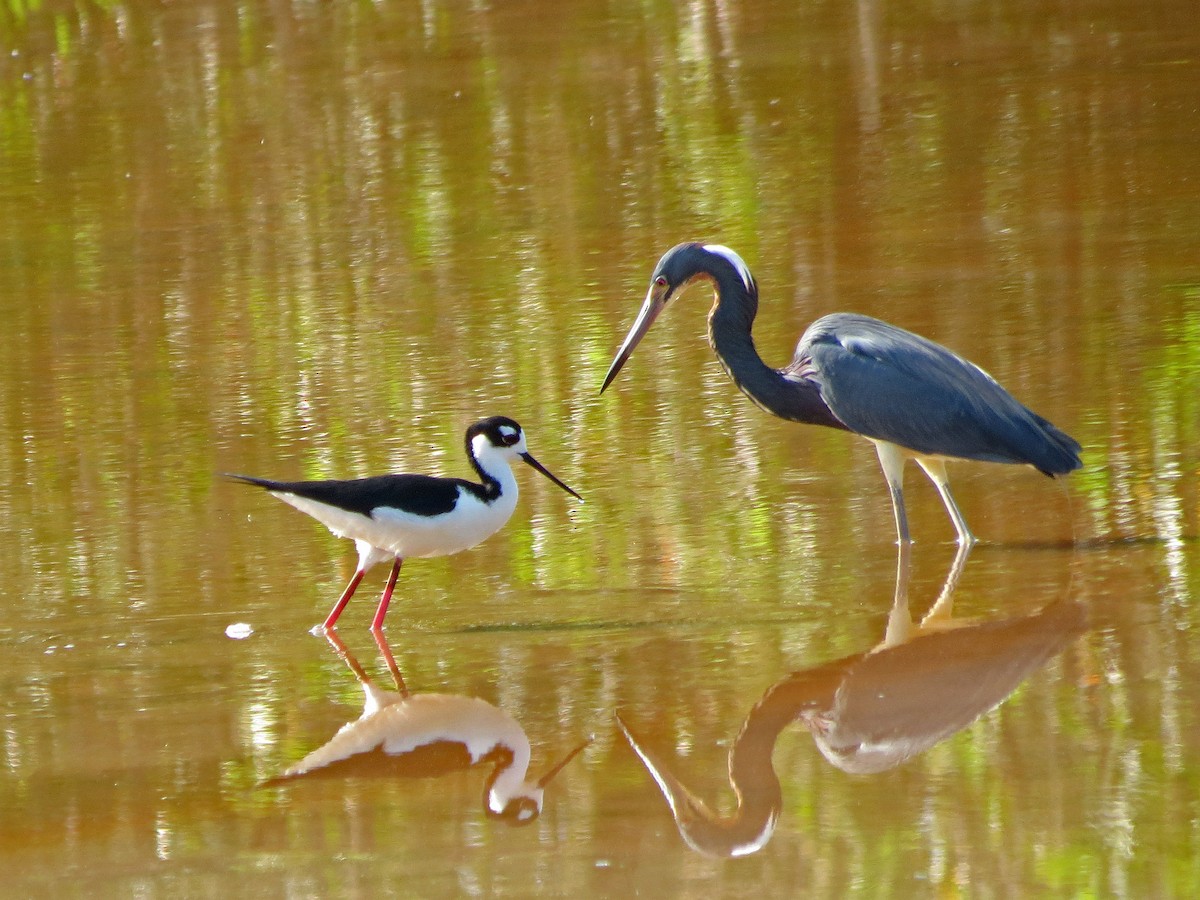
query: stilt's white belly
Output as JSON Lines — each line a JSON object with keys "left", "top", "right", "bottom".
{"left": 275, "top": 485, "right": 519, "bottom": 560}
{"left": 372, "top": 490, "right": 518, "bottom": 558}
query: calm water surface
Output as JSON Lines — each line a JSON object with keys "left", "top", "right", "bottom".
{"left": 2, "top": 0, "right": 1199, "bottom": 896}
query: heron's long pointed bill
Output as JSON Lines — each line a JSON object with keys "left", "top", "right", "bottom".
{"left": 600, "top": 286, "right": 668, "bottom": 393}
{"left": 520, "top": 453, "right": 583, "bottom": 501}
{"left": 536, "top": 738, "right": 591, "bottom": 789}
{"left": 616, "top": 713, "right": 701, "bottom": 814}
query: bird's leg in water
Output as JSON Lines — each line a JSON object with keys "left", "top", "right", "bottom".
{"left": 881, "top": 542, "right": 915, "bottom": 647}
{"left": 915, "top": 458, "right": 977, "bottom": 546}
{"left": 370, "top": 558, "right": 403, "bottom": 632}
{"left": 873, "top": 441, "right": 912, "bottom": 544}
{"left": 920, "top": 540, "right": 973, "bottom": 628}
{"left": 322, "top": 569, "right": 366, "bottom": 631}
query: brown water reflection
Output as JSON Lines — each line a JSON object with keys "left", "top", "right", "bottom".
{"left": 2, "top": 0, "right": 1200, "bottom": 896}
{"left": 268, "top": 631, "right": 589, "bottom": 826}
{"left": 618, "top": 547, "right": 1088, "bottom": 857}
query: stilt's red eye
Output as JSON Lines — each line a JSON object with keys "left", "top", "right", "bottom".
{"left": 654, "top": 276, "right": 668, "bottom": 287}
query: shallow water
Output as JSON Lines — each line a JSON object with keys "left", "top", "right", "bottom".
{"left": 2, "top": 1, "right": 1199, "bottom": 896}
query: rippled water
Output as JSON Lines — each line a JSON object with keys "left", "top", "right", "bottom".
{"left": 2, "top": 1, "right": 1199, "bottom": 896}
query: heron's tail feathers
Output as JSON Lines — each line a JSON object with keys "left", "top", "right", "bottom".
{"left": 1026, "top": 414, "right": 1083, "bottom": 476}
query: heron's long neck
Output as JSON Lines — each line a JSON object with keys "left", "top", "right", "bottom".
{"left": 673, "top": 695, "right": 789, "bottom": 857}
{"left": 706, "top": 278, "right": 843, "bottom": 429}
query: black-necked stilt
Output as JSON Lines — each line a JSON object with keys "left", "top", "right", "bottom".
{"left": 601, "top": 242, "right": 1082, "bottom": 545}
{"left": 617, "top": 549, "right": 1086, "bottom": 857}
{"left": 268, "top": 631, "right": 589, "bottom": 825}
{"left": 225, "top": 416, "right": 581, "bottom": 631}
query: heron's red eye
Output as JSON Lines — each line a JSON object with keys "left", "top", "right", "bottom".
{"left": 654, "top": 276, "right": 668, "bottom": 287}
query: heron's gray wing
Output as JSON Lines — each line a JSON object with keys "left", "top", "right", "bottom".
{"left": 815, "top": 599, "right": 1087, "bottom": 773}
{"left": 788, "top": 314, "right": 1080, "bottom": 473}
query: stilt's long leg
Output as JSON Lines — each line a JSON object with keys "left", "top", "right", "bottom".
{"left": 372, "top": 628, "right": 409, "bottom": 696}
{"left": 873, "top": 441, "right": 912, "bottom": 544}
{"left": 370, "top": 558, "right": 403, "bottom": 632}
{"left": 324, "top": 627, "right": 402, "bottom": 714}
{"left": 915, "top": 458, "right": 976, "bottom": 546}
{"left": 321, "top": 541, "right": 392, "bottom": 631}
{"left": 322, "top": 570, "right": 366, "bottom": 631}
{"left": 323, "top": 628, "right": 363, "bottom": 677}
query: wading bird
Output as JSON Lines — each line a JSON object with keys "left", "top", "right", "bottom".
{"left": 600, "top": 242, "right": 1081, "bottom": 544}
{"left": 226, "top": 416, "right": 581, "bottom": 631}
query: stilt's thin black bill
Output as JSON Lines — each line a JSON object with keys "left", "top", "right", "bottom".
{"left": 520, "top": 453, "right": 582, "bottom": 501}
{"left": 537, "top": 738, "right": 591, "bottom": 788}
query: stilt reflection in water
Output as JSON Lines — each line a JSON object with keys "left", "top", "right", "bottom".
{"left": 266, "top": 631, "right": 589, "bottom": 826}
{"left": 618, "top": 547, "right": 1087, "bottom": 857}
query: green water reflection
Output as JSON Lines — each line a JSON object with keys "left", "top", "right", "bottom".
{"left": 2, "top": 0, "right": 1199, "bottom": 896}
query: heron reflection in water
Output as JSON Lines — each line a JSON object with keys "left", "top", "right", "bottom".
{"left": 266, "top": 631, "right": 589, "bottom": 826}
{"left": 617, "top": 547, "right": 1087, "bottom": 858}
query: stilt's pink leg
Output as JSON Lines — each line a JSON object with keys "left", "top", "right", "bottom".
{"left": 371, "top": 627, "right": 409, "bottom": 696}
{"left": 370, "top": 558, "right": 403, "bottom": 632}
{"left": 322, "top": 569, "right": 366, "bottom": 631}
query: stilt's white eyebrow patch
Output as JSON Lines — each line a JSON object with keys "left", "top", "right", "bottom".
{"left": 499, "top": 425, "right": 517, "bottom": 439}
{"left": 702, "top": 244, "right": 754, "bottom": 292}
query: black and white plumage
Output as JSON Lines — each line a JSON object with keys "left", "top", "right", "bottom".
{"left": 226, "top": 416, "right": 581, "bottom": 631}
{"left": 600, "top": 242, "right": 1082, "bottom": 544}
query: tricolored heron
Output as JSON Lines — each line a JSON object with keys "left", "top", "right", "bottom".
{"left": 600, "top": 242, "right": 1082, "bottom": 544}
{"left": 225, "top": 416, "right": 581, "bottom": 631}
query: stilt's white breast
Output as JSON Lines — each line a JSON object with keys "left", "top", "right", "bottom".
{"left": 372, "top": 483, "right": 518, "bottom": 558}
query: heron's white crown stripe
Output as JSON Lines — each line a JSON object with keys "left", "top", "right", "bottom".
{"left": 703, "top": 244, "right": 754, "bottom": 292}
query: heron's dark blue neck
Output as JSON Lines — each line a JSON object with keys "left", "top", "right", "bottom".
{"left": 703, "top": 267, "right": 846, "bottom": 431}
{"left": 723, "top": 664, "right": 844, "bottom": 814}
{"left": 668, "top": 664, "right": 806, "bottom": 857}
{"left": 649, "top": 721, "right": 782, "bottom": 857}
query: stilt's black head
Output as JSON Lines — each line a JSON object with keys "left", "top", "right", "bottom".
{"left": 465, "top": 417, "right": 581, "bottom": 500}
{"left": 466, "top": 416, "right": 525, "bottom": 450}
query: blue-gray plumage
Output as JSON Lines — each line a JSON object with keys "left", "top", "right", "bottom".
{"left": 600, "top": 242, "right": 1082, "bottom": 544}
